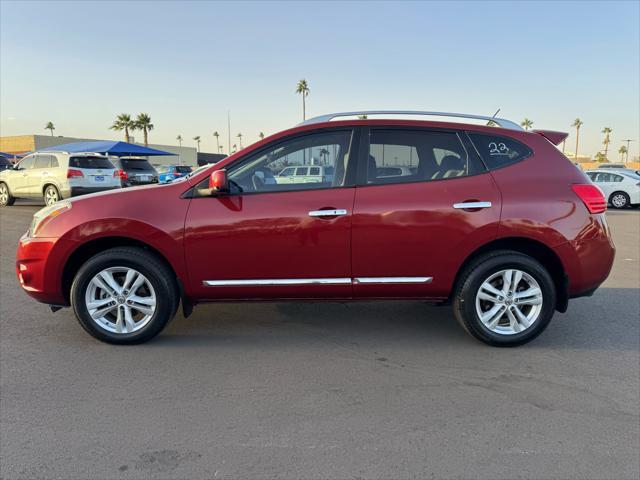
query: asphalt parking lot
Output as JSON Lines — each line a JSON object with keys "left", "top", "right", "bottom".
{"left": 1, "top": 202, "right": 638, "bottom": 480}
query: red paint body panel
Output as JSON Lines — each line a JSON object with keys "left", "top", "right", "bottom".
{"left": 15, "top": 118, "right": 615, "bottom": 309}
{"left": 352, "top": 173, "right": 502, "bottom": 298}
{"left": 184, "top": 188, "right": 355, "bottom": 299}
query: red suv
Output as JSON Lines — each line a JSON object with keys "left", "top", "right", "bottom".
{"left": 15, "top": 111, "right": 615, "bottom": 346}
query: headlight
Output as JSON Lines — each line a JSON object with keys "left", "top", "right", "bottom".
{"left": 29, "top": 202, "right": 72, "bottom": 237}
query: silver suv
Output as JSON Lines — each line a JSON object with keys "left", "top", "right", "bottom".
{"left": 0, "top": 152, "right": 120, "bottom": 206}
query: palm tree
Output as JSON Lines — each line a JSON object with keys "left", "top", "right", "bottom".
{"left": 236, "top": 133, "right": 243, "bottom": 148}
{"left": 259, "top": 132, "right": 265, "bottom": 140}
{"left": 520, "top": 118, "right": 533, "bottom": 131}
{"left": 571, "top": 118, "right": 584, "bottom": 161}
{"left": 213, "top": 131, "right": 220, "bottom": 152}
{"left": 45, "top": 121, "right": 55, "bottom": 136}
{"left": 193, "top": 136, "right": 201, "bottom": 152}
{"left": 357, "top": 115, "right": 368, "bottom": 120}
{"left": 219, "top": 145, "right": 224, "bottom": 153}
{"left": 110, "top": 114, "right": 135, "bottom": 142}
{"left": 134, "top": 113, "right": 154, "bottom": 146}
{"left": 594, "top": 152, "right": 607, "bottom": 163}
{"left": 319, "top": 148, "right": 330, "bottom": 164}
{"left": 232, "top": 144, "right": 237, "bottom": 153}
{"left": 618, "top": 145, "right": 628, "bottom": 162}
{"left": 176, "top": 134, "right": 183, "bottom": 147}
{"left": 601, "top": 127, "right": 613, "bottom": 159}
{"left": 295, "top": 79, "right": 310, "bottom": 121}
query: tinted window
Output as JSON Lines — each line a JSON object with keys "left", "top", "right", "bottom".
{"left": 69, "top": 156, "right": 114, "bottom": 169}
{"left": 468, "top": 133, "right": 532, "bottom": 169}
{"left": 34, "top": 155, "right": 51, "bottom": 169}
{"left": 611, "top": 174, "right": 624, "bottom": 182}
{"left": 120, "top": 158, "right": 155, "bottom": 171}
{"left": 309, "top": 167, "right": 320, "bottom": 175}
{"left": 225, "top": 130, "right": 353, "bottom": 193}
{"left": 17, "top": 156, "right": 35, "bottom": 170}
{"left": 366, "top": 129, "right": 483, "bottom": 185}
{"left": 175, "top": 166, "right": 192, "bottom": 173}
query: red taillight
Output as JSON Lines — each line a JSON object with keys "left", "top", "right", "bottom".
{"left": 572, "top": 184, "right": 607, "bottom": 214}
{"left": 66, "top": 169, "right": 84, "bottom": 178}
{"left": 113, "top": 169, "right": 128, "bottom": 180}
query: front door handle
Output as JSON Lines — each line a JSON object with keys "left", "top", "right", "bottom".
{"left": 453, "top": 201, "right": 492, "bottom": 210}
{"left": 308, "top": 209, "right": 348, "bottom": 217}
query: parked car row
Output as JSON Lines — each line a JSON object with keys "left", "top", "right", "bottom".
{"left": 0, "top": 151, "right": 192, "bottom": 206}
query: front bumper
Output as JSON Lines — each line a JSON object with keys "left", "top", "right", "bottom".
{"left": 16, "top": 234, "right": 76, "bottom": 305}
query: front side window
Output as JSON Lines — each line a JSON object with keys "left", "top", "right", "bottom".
{"left": 366, "top": 129, "right": 484, "bottom": 185}
{"left": 17, "top": 156, "right": 35, "bottom": 170}
{"left": 468, "top": 133, "right": 532, "bottom": 170}
{"left": 226, "top": 130, "right": 353, "bottom": 193}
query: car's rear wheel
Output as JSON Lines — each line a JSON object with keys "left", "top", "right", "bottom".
{"left": 609, "top": 191, "right": 630, "bottom": 209}
{"left": 453, "top": 250, "right": 556, "bottom": 347}
{"left": 0, "top": 183, "right": 15, "bottom": 206}
{"left": 71, "top": 247, "right": 179, "bottom": 344}
{"left": 44, "top": 185, "right": 60, "bottom": 206}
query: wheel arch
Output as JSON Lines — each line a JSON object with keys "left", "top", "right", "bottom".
{"left": 452, "top": 236, "right": 568, "bottom": 312}
{"left": 61, "top": 236, "right": 181, "bottom": 305}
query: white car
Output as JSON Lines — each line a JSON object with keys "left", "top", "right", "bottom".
{"left": 0, "top": 152, "right": 120, "bottom": 206}
{"left": 275, "top": 165, "right": 333, "bottom": 184}
{"left": 585, "top": 169, "right": 640, "bottom": 209}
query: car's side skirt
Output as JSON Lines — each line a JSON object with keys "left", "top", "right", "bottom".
{"left": 203, "top": 277, "right": 432, "bottom": 287}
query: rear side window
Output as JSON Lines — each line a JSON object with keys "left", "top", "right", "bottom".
{"left": 50, "top": 156, "right": 59, "bottom": 168}
{"left": 120, "top": 158, "right": 155, "bottom": 171}
{"left": 366, "top": 129, "right": 484, "bottom": 185}
{"left": 34, "top": 155, "right": 51, "bottom": 169}
{"left": 468, "top": 133, "right": 532, "bottom": 170}
{"left": 69, "top": 156, "right": 114, "bottom": 169}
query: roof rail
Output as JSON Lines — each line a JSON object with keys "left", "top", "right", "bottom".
{"left": 300, "top": 110, "right": 523, "bottom": 131}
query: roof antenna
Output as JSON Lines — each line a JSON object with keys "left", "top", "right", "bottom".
{"left": 487, "top": 108, "right": 500, "bottom": 126}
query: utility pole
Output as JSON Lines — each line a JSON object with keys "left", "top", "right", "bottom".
{"left": 227, "top": 111, "right": 231, "bottom": 156}
{"left": 622, "top": 139, "right": 633, "bottom": 163}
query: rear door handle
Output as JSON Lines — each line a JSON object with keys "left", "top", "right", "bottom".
{"left": 453, "top": 201, "right": 492, "bottom": 210}
{"left": 308, "top": 209, "right": 348, "bottom": 217}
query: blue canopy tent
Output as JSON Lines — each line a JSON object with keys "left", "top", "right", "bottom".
{"left": 40, "top": 141, "right": 172, "bottom": 157}
{"left": 0, "top": 151, "right": 18, "bottom": 159}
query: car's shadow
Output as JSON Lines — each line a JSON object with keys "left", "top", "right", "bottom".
{"left": 150, "top": 287, "right": 639, "bottom": 352}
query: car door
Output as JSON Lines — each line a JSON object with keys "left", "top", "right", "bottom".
{"left": 351, "top": 127, "right": 502, "bottom": 299}
{"left": 10, "top": 155, "right": 36, "bottom": 195}
{"left": 184, "top": 128, "right": 358, "bottom": 300}
{"left": 29, "top": 154, "right": 53, "bottom": 196}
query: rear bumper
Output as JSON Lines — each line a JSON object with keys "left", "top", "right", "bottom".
{"left": 16, "top": 235, "right": 76, "bottom": 305}
{"left": 70, "top": 186, "right": 119, "bottom": 197}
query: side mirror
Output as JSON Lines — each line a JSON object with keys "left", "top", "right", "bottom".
{"left": 209, "top": 169, "right": 228, "bottom": 192}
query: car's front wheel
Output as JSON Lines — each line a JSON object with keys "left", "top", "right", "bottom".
{"left": 0, "top": 182, "right": 15, "bottom": 206}
{"left": 453, "top": 250, "right": 556, "bottom": 347}
{"left": 70, "top": 247, "right": 179, "bottom": 344}
{"left": 609, "top": 191, "right": 630, "bottom": 209}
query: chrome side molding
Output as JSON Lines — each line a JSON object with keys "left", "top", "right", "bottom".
{"left": 353, "top": 277, "right": 433, "bottom": 284}
{"left": 204, "top": 277, "right": 433, "bottom": 287}
{"left": 453, "top": 201, "right": 492, "bottom": 209}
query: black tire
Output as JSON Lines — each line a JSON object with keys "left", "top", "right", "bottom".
{"left": 453, "top": 250, "right": 556, "bottom": 347}
{"left": 70, "top": 247, "right": 179, "bottom": 344}
{"left": 43, "top": 185, "right": 61, "bottom": 206}
{"left": 0, "top": 182, "right": 15, "bottom": 206}
{"left": 609, "top": 191, "right": 630, "bottom": 209}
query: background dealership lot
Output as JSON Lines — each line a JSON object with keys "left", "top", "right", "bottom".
{"left": 1, "top": 203, "right": 638, "bottom": 479}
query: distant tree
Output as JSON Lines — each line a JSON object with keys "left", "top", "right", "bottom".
{"left": 357, "top": 115, "right": 368, "bottom": 120}
{"left": 601, "top": 127, "right": 613, "bottom": 159}
{"left": 259, "top": 132, "right": 265, "bottom": 140}
{"left": 176, "top": 134, "right": 183, "bottom": 147}
{"left": 213, "top": 131, "right": 220, "bottom": 152}
{"left": 572, "top": 118, "right": 584, "bottom": 161}
{"left": 618, "top": 145, "right": 628, "bottom": 162}
{"left": 134, "top": 113, "right": 154, "bottom": 146}
{"left": 110, "top": 114, "right": 135, "bottom": 142}
{"left": 232, "top": 144, "right": 237, "bottom": 153}
{"left": 45, "top": 121, "right": 55, "bottom": 136}
{"left": 520, "top": 118, "right": 534, "bottom": 131}
{"left": 594, "top": 152, "right": 607, "bottom": 163}
{"left": 236, "top": 132, "right": 243, "bottom": 148}
{"left": 295, "top": 79, "right": 310, "bottom": 121}
{"left": 193, "top": 136, "right": 201, "bottom": 152}
{"left": 319, "top": 148, "right": 330, "bottom": 164}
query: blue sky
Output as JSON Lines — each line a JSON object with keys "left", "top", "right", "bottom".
{"left": 1, "top": 0, "right": 638, "bottom": 157}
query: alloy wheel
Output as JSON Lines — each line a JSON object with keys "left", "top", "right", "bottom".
{"left": 45, "top": 187, "right": 59, "bottom": 206}
{"left": 85, "top": 266, "right": 157, "bottom": 334}
{"left": 475, "top": 269, "right": 543, "bottom": 335}
{"left": 611, "top": 194, "right": 627, "bottom": 208}
{"left": 0, "top": 184, "right": 8, "bottom": 205}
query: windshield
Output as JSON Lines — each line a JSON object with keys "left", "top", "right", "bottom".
{"left": 120, "top": 158, "right": 155, "bottom": 171}
{"left": 175, "top": 166, "right": 192, "bottom": 173}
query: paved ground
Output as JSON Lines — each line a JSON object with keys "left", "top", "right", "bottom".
{"left": 1, "top": 202, "right": 638, "bottom": 479}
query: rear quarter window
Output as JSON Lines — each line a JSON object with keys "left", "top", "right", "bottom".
{"left": 70, "top": 156, "right": 114, "bottom": 169}
{"left": 468, "top": 133, "right": 532, "bottom": 170}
